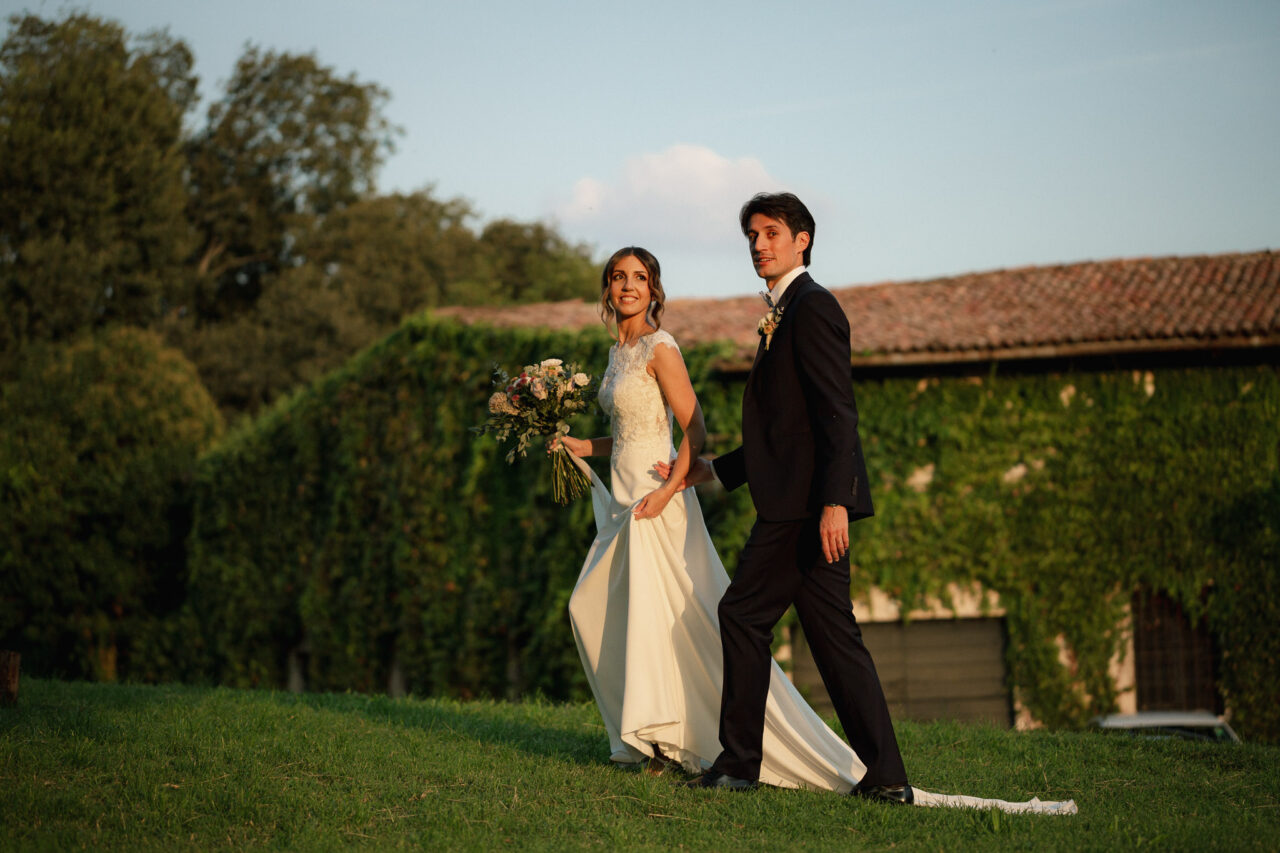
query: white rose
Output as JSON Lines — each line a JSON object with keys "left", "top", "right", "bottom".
{"left": 572, "top": 373, "right": 589, "bottom": 387}
{"left": 540, "top": 358, "right": 563, "bottom": 369}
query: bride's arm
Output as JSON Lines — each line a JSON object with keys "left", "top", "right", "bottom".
{"left": 634, "top": 341, "right": 705, "bottom": 519}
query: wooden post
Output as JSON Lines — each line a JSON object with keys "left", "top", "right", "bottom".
{"left": 0, "top": 651, "right": 18, "bottom": 707}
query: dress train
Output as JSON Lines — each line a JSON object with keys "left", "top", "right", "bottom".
{"left": 567, "top": 454, "right": 1076, "bottom": 815}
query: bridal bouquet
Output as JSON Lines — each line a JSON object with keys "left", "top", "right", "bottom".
{"left": 474, "top": 357, "right": 596, "bottom": 504}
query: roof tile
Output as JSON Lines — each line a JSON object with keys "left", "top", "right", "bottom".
{"left": 435, "top": 251, "right": 1279, "bottom": 367}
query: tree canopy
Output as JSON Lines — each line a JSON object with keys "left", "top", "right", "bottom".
{"left": 0, "top": 327, "right": 223, "bottom": 679}
{"left": 0, "top": 14, "right": 194, "bottom": 357}
{"left": 184, "top": 46, "right": 398, "bottom": 320}
{"left": 1, "top": 11, "right": 599, "bottom": 413}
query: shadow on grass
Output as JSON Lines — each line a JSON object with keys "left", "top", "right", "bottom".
{"left": 0, "top": 678, "right": 195, "bottom": 742}
{"left": 5, "top": 679, "right": 608, "bottom": 768}
{"left": 278, "top": 689, "right": 608, "bottom": 768}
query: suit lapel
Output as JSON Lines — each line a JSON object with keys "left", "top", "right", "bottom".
{"left": 748, "top": 272, "right": 813, "bottom": 376}
{"left": 776, "top": 272, "right": 813, "bottom": 314}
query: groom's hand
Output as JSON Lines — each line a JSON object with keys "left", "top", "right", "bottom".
{"left": 820, "top": 504, "right": 849, "bottom": 564}
{"left": 653, "top": 457, "right": 715, "bottom": 490}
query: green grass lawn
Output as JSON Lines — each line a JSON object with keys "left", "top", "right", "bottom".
{"left": 2, "top": 679, "right": 1277, "bottom": 850}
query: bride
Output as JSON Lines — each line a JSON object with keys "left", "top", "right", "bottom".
{"left": 552, "top": 246, "right": 1075, "bottom": 814}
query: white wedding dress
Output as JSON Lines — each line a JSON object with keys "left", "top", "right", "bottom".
{"left": 567, "top": 330, "right": 1076, "bottom": 815}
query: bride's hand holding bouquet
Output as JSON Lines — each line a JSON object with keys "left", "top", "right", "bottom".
{"left": 547, "top": 432, "right": 592, "bottom": 458}
{"left": 473, "top": 357, "right": 597, "bottom": 505}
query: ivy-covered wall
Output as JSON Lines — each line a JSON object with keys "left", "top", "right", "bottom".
{"left": 186, "top": 314, "right": 1280, "bottom": 742}
{"left": 846, "top": 364, "right": 1278, "bottom": 742}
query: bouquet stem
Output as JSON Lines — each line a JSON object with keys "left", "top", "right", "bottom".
{"left": 551, "top": 447, "right": 590, "bottom": 505}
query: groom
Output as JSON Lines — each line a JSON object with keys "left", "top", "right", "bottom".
{"left": 676, "top": 193, "right": 910, "bottom": 802}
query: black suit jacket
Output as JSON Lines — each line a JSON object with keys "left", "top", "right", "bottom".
{"left": 713, "top": 273, "right": 874, "bottom": 523}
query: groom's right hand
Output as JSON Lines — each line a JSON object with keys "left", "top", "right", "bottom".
{"left": 654, "top": 456, "right": 715, "bottom": 491}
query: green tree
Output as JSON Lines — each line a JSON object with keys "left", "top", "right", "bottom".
{"left": 471, "top": 219, "right": 597, "bottom": 305}
{"left": 0, "top": 12, "right": 597, "bottom": 418}
{"left": 162, "top": 189, "right": 474, "bottom": 412}
{"left": 165, "top": 191, "right": 603, "bottom": 414}
{"left": 162, "top": 268, "right": 381, "bottom": 414}
{"left": 0, "top": 14, "right": 195, "bottom": 364}
{"left": 294, "top": 190, "right": 481, "bottom": 322}
{"left": 0, "top": 327, "right": 223, "bottom": 681}
{"left": 183, "top": 46, "right": 398, "bottom": 321}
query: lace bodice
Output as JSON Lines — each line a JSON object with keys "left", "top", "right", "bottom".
{"left": 598, "top": 329, "right": 679, "bottom": 502}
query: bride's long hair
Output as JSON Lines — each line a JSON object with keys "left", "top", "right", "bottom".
{"left": 599, "top": 246, "right": 666, "bottom": 340}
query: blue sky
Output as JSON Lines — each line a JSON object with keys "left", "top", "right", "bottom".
{"left": 6, "top": 0, "right": 1278, "bottom": 298}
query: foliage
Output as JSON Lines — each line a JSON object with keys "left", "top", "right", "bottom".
{"left": 183, "top": 45, "right": 397, "bottom": 320}
{"left": 5, "top": 680, "right": 1280, "bottom": 849}
{"left": 186, "top": 319, "right": 712, "bottom": 697}
{"left": 2, "top": 12, "right": 599, "bottom": 416}
{"left": 161, "top": 191, "right": 600, "bottom": 413}
{"left": 287, "top": 191, "right": 483, "bottom": 322}
{"left": 1207, "top": 478, "right": 1280, "bottom": 743}
{"left": 185, "top": 316, "right": 1279, "bottom": 742}
{"left": 0, "top": 13, "right": 194, "bottom": 364}
{"left": 158, "top": 263, "right": 385, "bottom": 415}
{"left": 0, "top": 328, "right": 222, "bottom": 681}
{"left": 470, "top": 219, "right": 598, "bottom": 305}
{"left": 845, "top": 366, "right": 1280, "bottom": 739}
{"left": 169, "top": 49, "right": 596, "bottom": 416}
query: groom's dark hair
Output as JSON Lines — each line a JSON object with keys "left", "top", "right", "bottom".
{"left": 740, "top": 192, "right": 815, "bottom": 266}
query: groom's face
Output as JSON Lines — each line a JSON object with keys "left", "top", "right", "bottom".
{"left": 746, "top": 213, "right": 810, "bottom": 286}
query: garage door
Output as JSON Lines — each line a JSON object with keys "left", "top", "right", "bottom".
{"left": 788, "top": 617, "right": 1012, "bottom": 726}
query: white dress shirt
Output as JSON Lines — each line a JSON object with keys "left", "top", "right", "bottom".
{"left": 766, "top": 265, "right": 807, "bottom": 305}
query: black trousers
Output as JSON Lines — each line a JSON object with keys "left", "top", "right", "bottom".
{"left": 710, "top": 515, "right": 907, "bottom": 786}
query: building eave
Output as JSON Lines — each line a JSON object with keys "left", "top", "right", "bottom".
{"left": 846, "top": 333, "right": 1280, "bottom": 368}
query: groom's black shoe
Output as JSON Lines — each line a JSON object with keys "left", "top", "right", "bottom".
{"left": 680, "top": 771, "right": 759, "bottom": 791}
{"left": 850, "top": 781, "right": 914, "bottom": 805}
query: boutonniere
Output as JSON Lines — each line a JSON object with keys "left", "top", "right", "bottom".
{"left": 757, "top": 304, "right": 784, "bottom": 350}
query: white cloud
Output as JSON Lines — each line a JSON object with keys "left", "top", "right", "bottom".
{"left": 555, "top": 144, "right": 788, "bottom": 251}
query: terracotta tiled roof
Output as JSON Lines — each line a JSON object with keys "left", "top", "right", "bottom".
{"left": 434, "top": 251, "right": 1280, "bottom": 368}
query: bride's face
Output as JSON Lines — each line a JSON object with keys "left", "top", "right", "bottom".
{"left": 608, "top": 255, "right": 651, "bottom": 320}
